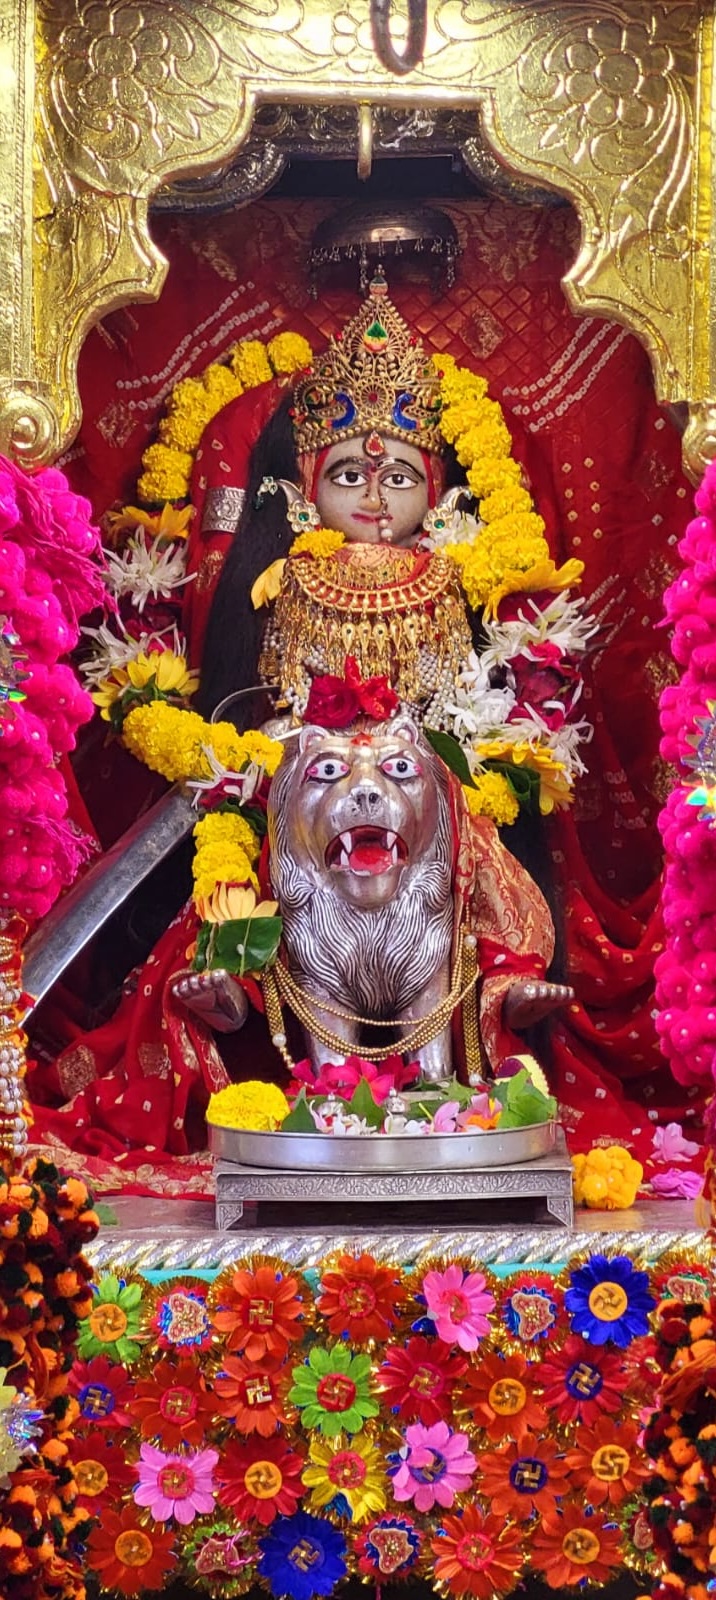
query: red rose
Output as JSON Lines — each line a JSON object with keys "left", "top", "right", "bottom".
{"left": 305, "top": 673, "right": 360, "bottom": 728}
{"left": 345, "top": 655, "right": 399, "bottom": 721}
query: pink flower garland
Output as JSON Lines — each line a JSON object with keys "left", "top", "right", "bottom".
{"left": 656, "top": 459, "right": 716, "bottom": 1097}
{"left": 0, "top": 456, "right": 106, "bottom": 922}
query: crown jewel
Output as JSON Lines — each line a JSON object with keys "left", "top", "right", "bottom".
{"left": 291, "top": 274, "right": 445, "bottom": 454}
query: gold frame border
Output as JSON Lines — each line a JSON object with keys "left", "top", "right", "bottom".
{"left": 0, "top": 1, "right": 712, "bottom": 469}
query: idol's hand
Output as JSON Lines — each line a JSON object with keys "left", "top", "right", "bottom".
{"left": 503, "top": 980, "right": 574, "bottom": 1031}
{"left": 172, "top": 969, "right": 249, "bottom": 1034}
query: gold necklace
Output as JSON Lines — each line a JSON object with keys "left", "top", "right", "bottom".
{"left": 262, "top": 927, "right": 481, "bottom": 1068}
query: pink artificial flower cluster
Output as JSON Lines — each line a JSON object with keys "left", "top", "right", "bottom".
{"left": 655, "top": 459, "right": 716, "bottom": 1093}
{"left": 288, "top": 1055, "right": 419, "bottom": 1104}
{"left": 0, "top": 456, "right": 106, "bottom": 920}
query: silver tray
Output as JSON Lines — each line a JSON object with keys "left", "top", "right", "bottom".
{"left": 208, "top": 1119, "right": 558, "bottom": 1173}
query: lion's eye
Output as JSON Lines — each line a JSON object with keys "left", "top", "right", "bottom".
{"left": 305, "top": 757, "right": 350, "bottom": 783}
{"left": 380, "top": 754, "right": 420, "bottom": 780}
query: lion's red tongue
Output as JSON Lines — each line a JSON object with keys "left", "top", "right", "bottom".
{"left": 349, "top": 841, "right": 393, "bottom": 874}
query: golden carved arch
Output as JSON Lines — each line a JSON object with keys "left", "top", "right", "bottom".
{"left": 0, "top": 0, "right": 712, "bottom": 470}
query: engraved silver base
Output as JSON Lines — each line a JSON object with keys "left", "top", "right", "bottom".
{"left": 214, "top": 1128, "right": 574, "bottom": 1231}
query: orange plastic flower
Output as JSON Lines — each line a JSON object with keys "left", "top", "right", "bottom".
{"left": 431, "top": 1503, "right": 524, "bottom": 1598}
{"left": 529, "top": 1506, "right": 623, "bottom": 1588}
{"left": 563, "top": 1416, "right": 648, "bottom": 1507}
{"left": 87, "top": 1503, "right": 176, "bottom": 1596}
{"left": 212, "top": 1264, "right": 303, "bottom": 1359}
{"left": 316, "top": 1254, "right": 406, "bottom": 1343}
{"left": 131, "top": 1355, "right": 215, "bottom": 1448}
{"left": 461, "top": 1350, "right": 547, "bottom": 1443}
{"left": 476, "top": 1432, "right": 570, "bottom": 1520}
{"left": 213, "top": 1352, "right": 290, "bottom": 1437}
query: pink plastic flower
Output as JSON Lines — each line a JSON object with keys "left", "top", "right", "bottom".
{"left": 650, "top": 1169, "right": 703, "bottom": 1200}
{"left": 133, "top": 1443, "right": 219, "bottom": 1525}
{"left": 651, "top": 1123, "right": 700, "bottom": 1163}
{"left": 422, "top": 1264, "right": 495, "bottom": 1351}
{"left": 390, "top": 1420, "right": 476, "bottom": 1512}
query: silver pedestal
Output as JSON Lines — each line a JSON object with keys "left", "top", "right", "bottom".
{"left": 214, "top": 1128, "right": 574, "bottom": 1230}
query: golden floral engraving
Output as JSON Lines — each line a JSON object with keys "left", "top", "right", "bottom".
{"left": 8, "top": 0, "right": 706, "bottom": 466}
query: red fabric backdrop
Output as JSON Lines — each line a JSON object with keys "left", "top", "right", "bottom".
{"left": 37, "top": 193, "right": 698, "bottom": 1184}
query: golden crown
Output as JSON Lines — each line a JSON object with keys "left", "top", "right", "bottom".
{"left": 291, "top": 274, "right": 445, "bottom": 455}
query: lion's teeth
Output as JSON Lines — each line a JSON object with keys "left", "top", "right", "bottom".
{"left": 340, "top": 831, "right": 353, "bottom": 851}
{"left": 390, "top": 843, "right": 400, "bottom": 864}
{"left": 385, "top": 831, "right": 396, "bottom": 848}
{"left": 339, "top": 848, "right": 350, "bottom": 868}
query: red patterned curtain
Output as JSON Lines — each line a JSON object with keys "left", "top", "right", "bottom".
{"left": 60, "top": 194, "right": 695, "bottom": 1155}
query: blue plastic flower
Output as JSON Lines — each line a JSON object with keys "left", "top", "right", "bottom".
{"left": 258, "top": 1511, "right": 347, "bottom": 1600}
{"left": 565, "top": 1254, "right": 655, "bottom": 1347}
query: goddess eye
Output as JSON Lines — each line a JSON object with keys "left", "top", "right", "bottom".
{"left": 331, "top": 468, "right": 367, "bottom": 488}
{"left": 382, "top": 470, "right": 417, "bottom": 490}
{"left": 380, "top": 754, "right": 420, "bottom": 780}
{"left": 306, "top": 757, "right": 350, "bottom": 783}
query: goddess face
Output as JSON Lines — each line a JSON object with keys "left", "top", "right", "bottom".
{"left": 314, "top": 433, "right": 431, "bottom": 546}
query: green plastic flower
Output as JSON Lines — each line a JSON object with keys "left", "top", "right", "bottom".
{"left": 289, "top": 1342, "right": 379, "bottom": 1437}
{"left": 78, "top": 1275, "right": 143, "bottom": 1364}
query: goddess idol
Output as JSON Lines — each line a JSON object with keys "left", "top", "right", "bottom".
{"left": 37, "top": 278, "right": 583, "bottom": 1163}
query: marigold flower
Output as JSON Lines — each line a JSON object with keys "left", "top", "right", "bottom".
{"left": 268, "top": 331, "right": 313, "bottom": 373}
{"left": 463, "top": 771, "right": 519, "bottom": 825}
{"left": 207, "top": 1082, "right": 290, "bottom": 1132}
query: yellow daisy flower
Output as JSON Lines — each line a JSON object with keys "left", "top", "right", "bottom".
{"left": 302, "top": 1432, "right": 386, "bottom": 1523}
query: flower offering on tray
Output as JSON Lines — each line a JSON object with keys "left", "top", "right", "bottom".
{"left": 206, "top": 1056, "right": 557, "bottom": 1139}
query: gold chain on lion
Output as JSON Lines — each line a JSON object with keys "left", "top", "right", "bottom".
{"left": 262, "top": 925, "right": 482, "bottom": 1067}
{"left": 263, "top": 552, "right": 472, "bottom": 706}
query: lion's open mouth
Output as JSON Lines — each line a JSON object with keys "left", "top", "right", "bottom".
{"left": 325, "top": 826, "right": 409, "bottom": 876}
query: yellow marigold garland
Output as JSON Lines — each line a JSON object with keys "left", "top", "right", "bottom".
{"left": 433, "top": 354, "right": 585, "bottom": 618}
{"left": 136, "top": 332, "right": 314, "bottom": 506}
{"left": 121, "top": 702, "right": 283, "bottom": 784}
{"left": 290, "top": 527, "right": 346, "bottom": 559}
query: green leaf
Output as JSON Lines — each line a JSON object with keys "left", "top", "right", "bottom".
{"left": 347, "top": 1076, "right": 385, "bottom": 1128}
{"left": 206, "top": 916, "right": 282, "bottom": 976}
{"left": 423, "top": 728, "right": 475, "bottom": 788}
{"left": 193, "top": 922, "right": 213, "bottom": 973}
{"left": 281, "top": 1088, "right": 317, "bottom": 1133}
{"left": 483, "top": 760, "right": 540, "bottom": 815}
{"left": 495, "top": 1067, "right": 557, "bottom": 1128}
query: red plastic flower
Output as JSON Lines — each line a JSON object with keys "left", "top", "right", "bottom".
{"left": 376, "top": 1336, "right": 467, "bottom": 1425}
{"left": 540, "top": 1335, "right": 626, "bottom": 1425}
{"left": 68, "top": 1355, "right": 134, "bottom": 1429}
{"left": 131, "top": 1355, "right": 215, "bottom": 1448}
{"left": 212, "top": 1264, "right": 303, "bottom": 1359}
{"left": 317, "top": 1254, "right": 406, "bottom": 1343}
{"left": 68, "top": 1430, "right": 135, "bottom": 1509}
{"left": 476, "top": 1432, "right": 570, "bottom": 1520}
{"left": 217, "top": 1435, "right": 304, "bottom": 1525}
{"left": 87, "top": 1503, "right": 176, "bottom": 1596}
{"left": 431, "top": 1503, "right": 525, "bottom": 1598}
{"left": 563, "top": 1416, "right": 648, "bottom": 1507}
{"left": 461, "top": 1350, "right": 547, "bottom": 1443}
{"left": 213, "top": 1352, "right": 290, "bottom": 1437}
{"left": 529, "top": 1506, "right": 623, "bottom": 1588}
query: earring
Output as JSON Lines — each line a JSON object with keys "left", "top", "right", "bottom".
{"left": 276, "top": 479, "right": 321, "bottom": 534}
